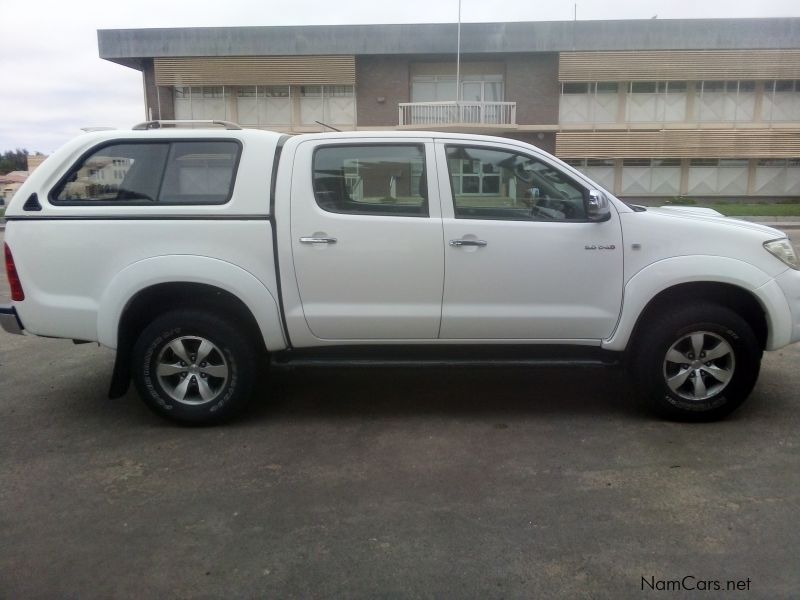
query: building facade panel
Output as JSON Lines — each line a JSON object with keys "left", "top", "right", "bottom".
{"left": 559, "top": 50, "right": 800, "bottom": 82}
{"left": 154, "top": 56, "right": 356, "bottom": 86}
{"left": 556, "top": 130, "right": 800, "bottom": 159}
{"left": 100, "top": 18, "right": 800, "bottom": 200}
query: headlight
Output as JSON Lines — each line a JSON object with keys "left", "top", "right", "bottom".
{"left": 764, "top": 238, "right": 800, "bottom": 270}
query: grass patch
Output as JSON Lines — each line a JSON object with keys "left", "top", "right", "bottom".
{"left": 701, "top": 204, "right": 800, "bottom": 217}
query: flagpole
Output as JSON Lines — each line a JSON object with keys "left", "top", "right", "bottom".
{"left": 456, "top": 0, "right": 462, "bottom": 103}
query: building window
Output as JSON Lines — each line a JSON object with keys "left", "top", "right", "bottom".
{"left": 301, "top": 85, "right": 322, "bottom": 97}
{"left": 754, "top": 158, "right": 800, "bottom": 196}
{"left": 696, "top": 81, "right": 756, "bottom": 122}
{"left": 688, "top": 158, "right": 749, "bottom": 195}
{"left": 407, "top": 74, "right": 506, "bottom": 125}
{"left": 566, "top": 158, "right": 615, "bottom": 192}
{"left": 595, "top": 82, "right": 619, "bottom": 94}
{"left": 562, "top": 82, "right": 589, "bottom": 94}
{"left": 236, "top": 85, "right": 291, "bottom": 126}
{"left": 657, "top": 81, "right": 687, "bottom": 93}
{"left": 174, "top": 86, "right": 232, "bottom": 121}
{"left": 411, "top": 74, "right": 504, "bottom": 104}
{"left": 460, "top": 75, "right": 505, "bottom": 103}
{"left": 630, "top": 82, "right": 657, "bottom": 94}
{"left": 766, "top": 80, "right": 800, "bottom": 93}
{"left": 620, "top": 158, "right": 681, "bottom": 196}
{"left": 559, "top": 81, "right": 620, "bottom": 124}
{"left": 629, "top": 81, "right": 688, "bottom": 93}
{"left": 300, "top": 85, "right": 355, "bottom": 127}
{"left": 174, "top": 84, "right": 354, "bottom": 128}
{"left": 763, "top": 80, "right": 800, "bottom": 122}
{"left": 328, "top": 85, "right": 354, "bottom": 97}
{"left": 626, "top": 81, "right": 688, "bottom": 123}
{"left": 412, "top": 75, "right": 457, "bottom": 102}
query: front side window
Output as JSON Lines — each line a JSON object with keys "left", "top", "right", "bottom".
{"left": 445, "top": 146, "right": 587, "bottom": 221}
{"left": 52, "top": 141, "right": 240, "bottom": 205}
{"left": 312, "top": 145, "right": 428, "bottom": 217}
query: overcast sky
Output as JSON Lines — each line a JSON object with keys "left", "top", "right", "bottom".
{"left": 1, "top": 0, "right": 798, "bottom": 154}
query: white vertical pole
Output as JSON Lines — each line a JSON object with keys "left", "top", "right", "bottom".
{"left": 456, "top": 0, "right": 462, "bottom": 104}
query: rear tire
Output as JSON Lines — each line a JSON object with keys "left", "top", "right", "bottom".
{"left": 132, "top": 309, "right": 258, "bottom": 424}
{"left": 630, "top": 303, "right": 762, "bottom": 422}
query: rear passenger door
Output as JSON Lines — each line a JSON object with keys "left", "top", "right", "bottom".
{"left": 290, "top": 139, "right": 444, "bottom": 340}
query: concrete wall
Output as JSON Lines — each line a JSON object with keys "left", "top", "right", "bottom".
{"left": 142, "top": 60, "right": 158, "bottom": 120}
{"left": 142, "top": 59, "right": 175, "bottom": 120}
{"left": 356, "top": 56, "right": 410, "bottom": 127}
{"left": 99, "top": 19, "right": 800, "bottom": 64}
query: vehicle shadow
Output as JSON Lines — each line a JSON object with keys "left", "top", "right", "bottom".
{"left": 245, "top": 364, "right": 649, "bottom": 423}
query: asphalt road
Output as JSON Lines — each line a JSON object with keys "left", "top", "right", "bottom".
{"left": 1, "top": 230, "right": 799, "bottom": 598}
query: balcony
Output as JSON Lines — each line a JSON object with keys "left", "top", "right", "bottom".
{"left": 398, "top": 101, "right": 517, "bottom": 128}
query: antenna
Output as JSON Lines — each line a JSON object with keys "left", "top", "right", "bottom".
{"left": 315, "top": 121, "right": 342, "bottom": 132}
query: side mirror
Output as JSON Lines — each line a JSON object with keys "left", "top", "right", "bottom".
{"left": 586, "top": 189, "right": 611, "bottom": 222}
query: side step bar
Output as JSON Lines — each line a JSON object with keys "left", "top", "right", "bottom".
{"left": 271, "top": 345, "right": 621, "bottom": 369}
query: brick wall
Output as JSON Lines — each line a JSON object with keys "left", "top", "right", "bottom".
{"left": 356, "top": 56, "right": 411, "bottom": 127}
{"left": 505, "top": 53, "right": 560, "bottom": 125}
{"left": 356, "top": 53, "right": 560, "bottom": 129}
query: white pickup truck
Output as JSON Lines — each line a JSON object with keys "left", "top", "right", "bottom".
{"left": 2, "top": 122, "right": 799, "bottom": 424}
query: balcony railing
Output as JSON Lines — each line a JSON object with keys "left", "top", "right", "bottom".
{"left": 398, "top": 101, "right": 517, "bottom": 127}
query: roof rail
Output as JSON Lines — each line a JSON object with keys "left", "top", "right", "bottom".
{"left": 131, "top": 119, "right": 242, "bottom": 131}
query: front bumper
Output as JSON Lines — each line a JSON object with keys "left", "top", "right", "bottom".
{"left": 0, "top": 304, "right": 24, "bottom": 335}
{"left": 775, "top": 268, "right": 800, "bottom": 346}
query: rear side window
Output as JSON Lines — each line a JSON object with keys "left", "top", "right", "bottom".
{"left": 51, "top": 140, "right": 240, "bottom": 205}
{"left": 312, "top": 144, "right": 428, "bottom": 217}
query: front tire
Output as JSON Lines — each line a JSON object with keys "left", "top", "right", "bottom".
{"left": 630, "top": 304, "right": 762, "bottom": 421}
{"left": 132, "top": 309, "right": 258, "bottom": 424}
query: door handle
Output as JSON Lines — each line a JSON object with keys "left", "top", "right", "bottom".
{"left": 299, "top": 237, "right": 338, "bottom": 244}
{"left": 449, "top": 239, "right": 488, "bottom": 247}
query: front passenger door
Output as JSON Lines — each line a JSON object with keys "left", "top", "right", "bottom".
{"left": 436, "top": 142, "right": 623, "bottom": 340}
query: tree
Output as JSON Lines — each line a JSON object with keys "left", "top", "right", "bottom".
{"left": 0, "top": 149, "right": 30, "bottom": 175}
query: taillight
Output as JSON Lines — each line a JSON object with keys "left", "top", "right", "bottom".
{"left": 4, "top": 243, "right": 25, "bottom": 301}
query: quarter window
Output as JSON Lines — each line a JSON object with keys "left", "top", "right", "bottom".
{"left": 445, "top": 146, "right": 587, "bottom": 221}
{"left": 312, "top": 145, "right": 428, "bottom": 217}
{"left": 52, "top": 141, "right": 240, "bottom": 205}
